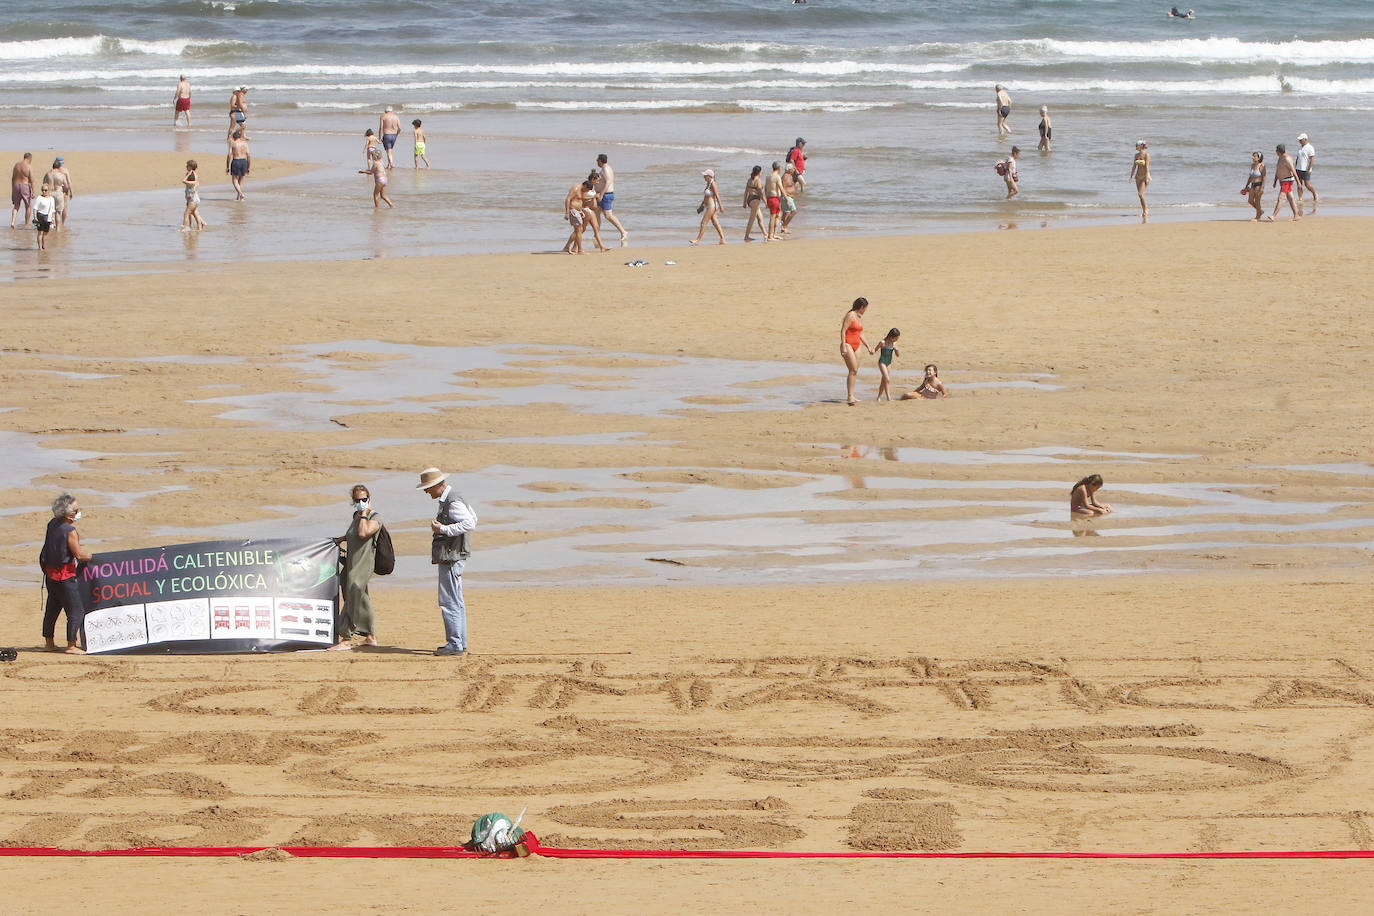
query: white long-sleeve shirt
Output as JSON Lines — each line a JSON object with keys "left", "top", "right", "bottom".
{"left": 435, "top": 485, "right": 477, "bottom": 537}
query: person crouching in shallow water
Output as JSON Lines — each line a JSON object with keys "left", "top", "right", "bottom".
{"left": 39, "top": 493, "right": 92, "bottom": 654}
{"left": 330, "top": 484, "right": 381, "bottom": 650}
{"left": 1070, "top": 474, "right": 1113, "bottom": 517}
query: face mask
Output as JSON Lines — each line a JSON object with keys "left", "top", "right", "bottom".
{"left": 352, "top": 500, "right": 369, "bottom": 512}
{"left": 72, "top": 511, "right": 83, "bottom": 521}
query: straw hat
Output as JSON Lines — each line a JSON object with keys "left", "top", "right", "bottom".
{"left": 415, "top": 467, "right": 447, "bottom": 489}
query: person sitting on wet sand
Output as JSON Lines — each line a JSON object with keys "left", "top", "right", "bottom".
{"left": 1070, "top": 474, "right": 1113, "bottom": 516}
{"left": 901, "top": 364, "right": 947, "bottom": 400}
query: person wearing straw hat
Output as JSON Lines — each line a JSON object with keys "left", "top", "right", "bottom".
{"left": 417, "top": 467, "right": 477, "bottom": 656}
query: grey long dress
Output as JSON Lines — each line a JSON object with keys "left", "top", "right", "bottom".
{"left": 340, "top": 510, "right": 380, "bottom": 638}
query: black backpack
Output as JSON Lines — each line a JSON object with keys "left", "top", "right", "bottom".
{"left": 373, "top": 524, "right": 395, "bottom": 576}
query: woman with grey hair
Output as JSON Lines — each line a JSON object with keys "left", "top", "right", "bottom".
{"left": 39, "top": 493, "right": 91, "bottom": 653}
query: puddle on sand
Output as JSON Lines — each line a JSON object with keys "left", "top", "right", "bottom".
{"left": 109, "top": 465, "right": 1374, "bottom": 589}
{"left": 826, "top": 443, "right": 1202, "bottom": 466}
{"left": 195, "top": 341, "right": 1059, "bottom": 431}
{"left": 0, "top": 430, "right": 99, "bottom": 490}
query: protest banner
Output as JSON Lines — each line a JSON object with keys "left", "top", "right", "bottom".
{"left": 78, "top": 538, "right": 339, "bottom": 654}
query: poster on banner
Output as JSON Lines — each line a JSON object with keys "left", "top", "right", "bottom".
{"left": 79, "top": 538, "right": 339, "bottom": 654}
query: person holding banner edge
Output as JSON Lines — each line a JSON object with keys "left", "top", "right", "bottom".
{"left": 39, "top": 493, "right": 91, "bottom": 654}
{"left": 418, "top": 467, "right": 476, "bottom": 656}
{"left": 330, "top": 484, "right": 381, "bottom": 650}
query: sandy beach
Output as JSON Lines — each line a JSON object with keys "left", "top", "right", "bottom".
{"left": 3, "top": 152, "right": 1374, "bottom": 911}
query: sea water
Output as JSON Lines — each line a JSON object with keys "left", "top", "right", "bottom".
{"left": 1, "top": 0, "right": 1372, "bottom": 272}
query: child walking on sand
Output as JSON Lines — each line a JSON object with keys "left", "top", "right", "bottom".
{"left": 360, "top": 148, "right": 393, "bottom": 208}
{"left": 412, "top": 119, "right": 429, "bottom": 168}
{"left": 875, "top": 328, "right": 900, "bottom": 401}
{"left": 33, "top": 183, "right": 55, "bottom": 249}
{"left": 181, "top": 160, "right": 207, "bottom": 230}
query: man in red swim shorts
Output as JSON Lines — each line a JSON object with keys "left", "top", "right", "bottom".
{"left": 173, "top": 74, "right": 191, "bottom": 127}
{"left": 764, "top": 161, "right": 784, "bottom": 239}
{"left": 1267, "top": 143, "right": 1300, "bottom": 221}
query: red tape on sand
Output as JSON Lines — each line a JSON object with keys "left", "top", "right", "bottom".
{"left": 3, "top": 834, "right": 1373, "bottom": 859}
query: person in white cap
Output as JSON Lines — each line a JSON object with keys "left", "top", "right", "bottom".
{"left": 995, "top": 84, "right": 1012, "bottom": 138}
{"left": 417, "top": 468, "right": 477, "bottom": 656}
{"left": 229, "top": 86, "right": 248, "bottom": 134}
{"left": 1294, "top": 132, "right": 1316, "bottom": 212}
{"left": 690, "top": 168, "right": 724, "bottom": 245}
{"left": 1037, "top": 106, "right": 1052, "bottom": 151}
{"left": 379, "top": 106, "right": 402, "bottom": 169}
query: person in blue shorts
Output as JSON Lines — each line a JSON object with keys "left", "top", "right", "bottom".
{"left": 594, "top": 153, "right": 628, "bottom": 245}
{"left": 379, "top": 106, "right": 402, "bottom": 169}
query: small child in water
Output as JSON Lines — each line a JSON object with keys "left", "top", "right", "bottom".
{"left": 875, "top": 328, "right": 900, "bottom": 401}
{"left": 412, "top": 119, "right": 429, "bottom": 169}
{"left": 360, "top": 147, "right": 393, "bottom": 208}
{"left": 902, "top": 364, "right": 947, "bottom": 400}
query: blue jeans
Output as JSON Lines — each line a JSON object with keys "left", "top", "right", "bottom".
{"left": 438, "top": 558, "right": 466, "bottom": 650}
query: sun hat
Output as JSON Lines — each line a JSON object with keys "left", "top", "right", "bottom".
{"left": 701, "top": 168, "right": 714, "bottom": 177}
{"left": 1136, "top": 139, "right": 1147, "bottom": 147}
{"left": 1298, "top": 132, "right": 1308, "bottom": 140}
{"left": 416, "top": 467, "right": 448, "bottom": 489}
{"left": 54, "top": 156, "right": 64, "bottom": 164}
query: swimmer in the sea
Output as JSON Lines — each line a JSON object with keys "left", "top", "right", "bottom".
{"left": 1070, "top": 474, "right": 1112, "bottom": 516}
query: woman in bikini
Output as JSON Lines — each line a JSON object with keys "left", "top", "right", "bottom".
{"left": 840, "top": 297, "right": 871, "bottom": 406}
{"left": 1242, "top": 151, "right": 1265, "bottom": 221}
{"left": 743, "top": 165, "right": 766, "bottom": 241}
{"left": 581, "top": 170, "right": 609, "bottom": 252}
{"left": 1070, "top": 474, "right": 1112, "bottom": 517}
{"left": 690, "top": 168, "right": 724, "bottom": 246}
{"left": 1129, "top": 140, "right": 1151, "bottom": 223}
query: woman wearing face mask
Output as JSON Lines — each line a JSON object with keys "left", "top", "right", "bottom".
{"left": 39, "top": 493, "right": 92, "bottom": 654}
{"left": 331, "top": 484, "right": 382, "bottom": 649}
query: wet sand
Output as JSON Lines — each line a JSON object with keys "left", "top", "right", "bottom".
{"left": 2, "top": 211, "right": 1373, "bottom": 909}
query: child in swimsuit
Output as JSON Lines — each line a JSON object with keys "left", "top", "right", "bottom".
{"left": 875, "top": 328, "right": 900, "bottom": 401}
{"left": 902, "top": 364, "right": 947, "bottom": 400}
{"left": 412, "top": 119, "right": 429, "bottom": 169}
{"left": 1070, "top": 474, "right": 1112, "bottom": 516}
{"left": 359, "top": 148, "right": 393, "bottom": 209}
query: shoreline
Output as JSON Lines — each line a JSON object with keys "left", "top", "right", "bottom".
{"left": 0, "top": 124, "right": 1361, "bottom": 281}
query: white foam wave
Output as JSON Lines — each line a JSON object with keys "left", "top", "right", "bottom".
{"left": 0, "top": 36, "right": 104, "bottom": 60}
{"left": 0, "top": 35, "right": 239, "bottom": 61}
{"left": 1033, "top": 36, "right": 1374, "bottom": 66}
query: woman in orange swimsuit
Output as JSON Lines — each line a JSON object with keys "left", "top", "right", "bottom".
{"left": 840, "top": 296, "right": 871, "bottom": 406}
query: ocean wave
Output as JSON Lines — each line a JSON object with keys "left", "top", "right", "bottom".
{"left": 0, "top": 34, "right": 244, "bottom": 60}
{"left": 511, "top": 98, "right": 896, "bottom": 113}
{"left": 987, "top": 36, "right": 1374, "bottom": 66}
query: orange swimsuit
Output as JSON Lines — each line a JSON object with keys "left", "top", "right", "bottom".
{"left": 844, "top": 314, "right": 864, "bottom": 351}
